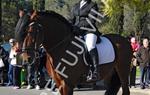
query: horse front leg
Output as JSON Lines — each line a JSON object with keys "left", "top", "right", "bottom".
{"left": 57, "top": 80, "right": 68, "bottom": 95}
{"left": 46, "top": 55, "right": 73, "bottom": 95}
{"left": 50, "top": 79, "right": 73, "bottom": 95}
{"left": 58, "top": 81, "right": 73, "bottom": 95}
{"left": 66, "top": 85, "right": 73, "bottom": 95}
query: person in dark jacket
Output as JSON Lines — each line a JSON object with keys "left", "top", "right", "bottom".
{"left": 136, "top": 37, "right": 150, "bottom": 89}
{"left": 0, "top": 46, "right": 9, "bottom": 85}
{"left": 15, "top": 8, "right": 31, "bottom": 49}
{"left": 70, "top": 0, "right": 101, "bottom": 82}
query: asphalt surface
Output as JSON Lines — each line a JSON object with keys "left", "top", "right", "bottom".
{"left": 0, "top": 77, "right": 149, "bottom": 95}
{"left": 0, "top": 86, "right": 150, "bottom": 95}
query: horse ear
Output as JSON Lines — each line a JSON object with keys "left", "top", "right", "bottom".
{"left": 30, "top": 10, "right": 38, "bottom": 21}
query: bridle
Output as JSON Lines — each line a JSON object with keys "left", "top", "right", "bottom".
{"left": 22, "top": 21, "right": 42, "bottom": 65}
{"left": 22, "top": 12, "right": 73, "bottom": 65}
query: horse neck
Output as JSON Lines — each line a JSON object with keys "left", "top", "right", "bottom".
{"left": 40, "top": 13, "right": 73, "bottom": 54}
{"left": 44, "top": 33, "right": 74, "bottom": 56}
{"left": 38, "top": 12, "right": 88, "bottom": 69}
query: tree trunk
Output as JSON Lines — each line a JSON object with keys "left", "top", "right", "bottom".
{"left": 0, "top": 0, "right": 2, "bottom": 36}
{"left": 40, "top": 0, "right": 45, "bottom": 11}
{"left": 119, "top": 6, "right": 124, "bottom": 34}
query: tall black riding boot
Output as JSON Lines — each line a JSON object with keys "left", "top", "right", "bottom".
{"left": 87, "top": 48, "right": 99, "bottom": 82}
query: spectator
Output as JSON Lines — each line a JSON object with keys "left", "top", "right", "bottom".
{"left": 8, "top": 39, "right": 22, "bottom": 89}
{"left": 0, "top": 46, "right": 9, "bottom": 86}
{"left": 0, "top": 57, "right": 4, "bottom": 86}
{"left": 14, "top": 8, "right": 29, "bottom": 88}
{"left": 38, "top": 44, "right": 46, "bottom": 86}
{"left": 136, "top": 37, "right": 150, "bottom": 89}
{"left": 26, "top": 51, "right": 40, "bottom": 90}
{"left": 7, "top": 38, "right": 16, "bottom": 86}
{"left": 13, "top": 44, "right": 22, "bottom": 89}
{"left": 129, "top": 37, "right": 140, "bottom": 88}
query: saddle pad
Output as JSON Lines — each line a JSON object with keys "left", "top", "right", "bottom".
{"left": 97, "top": 37, "right": 115, "bottom": 64}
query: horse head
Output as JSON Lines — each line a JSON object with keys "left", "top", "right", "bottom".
{"left": 21, "top": 23, "right": 40, "bottom": 62}
{"left": 21, "top": 11, "right": 73, "bottom": 62}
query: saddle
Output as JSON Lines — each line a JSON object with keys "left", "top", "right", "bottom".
{"left": 84, "top": 36, "right": 115, "bottom": 65}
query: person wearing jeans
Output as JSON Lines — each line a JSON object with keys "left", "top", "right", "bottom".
{"left": 136, "top": 37, "right": 150, "bottom": 89}
{"left": 26, "top": 55, "right": 40, "bottom": 90}
{"left": 7, "top": 64, "right": 14, "bottom": 86}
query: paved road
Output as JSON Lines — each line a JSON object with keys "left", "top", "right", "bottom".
{"left": 0, "top": 86, "right": 150, "bottom": 95}
{"left": 0, "top": 77, "right": 149, "bottom": 95}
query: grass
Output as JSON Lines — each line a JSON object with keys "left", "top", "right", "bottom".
{"left": 136, "top": 67, "right": 140, "bottom": 77}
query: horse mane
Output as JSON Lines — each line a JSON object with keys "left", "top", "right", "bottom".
{"left": 38, "top": 10, "right": 72, "bottom": 28}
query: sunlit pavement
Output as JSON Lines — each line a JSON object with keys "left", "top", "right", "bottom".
{"left": 0, "top": 86, "right": 150, "bottom": 95}
{"left": 0, "top": 77, "right": 149, "bottom": 95}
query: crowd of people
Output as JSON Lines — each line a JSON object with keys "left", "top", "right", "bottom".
{"left": 129, "top": 36, "right": 150, "bottom": 89}
{"left": 0, "top": 38, "right": 55, "bottom": 90}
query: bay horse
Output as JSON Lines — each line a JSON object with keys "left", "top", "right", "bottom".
{"left": 20, "top": 11, "right": 132, "bottom": 95}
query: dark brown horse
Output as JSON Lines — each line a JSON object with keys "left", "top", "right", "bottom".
{"left": 19, "top": 11, "right": 132, "bottom": 95}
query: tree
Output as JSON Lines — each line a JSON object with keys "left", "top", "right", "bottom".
{"left": 45, "top": 0, "right": 88, "bottom": 18}
{"left": 126, "top": 0, "right": 150, "bottom": 40}
{"left": 32, "top": 0, "right": 45, "bottom": 11}
{"left": 0, "top": 0, "right": 1, "bottom": 33}
{"left": 101, "top": 0, "right": 150, "bottom": 38}
{"left": 101, "top": 0, "right": 125, "bottom": 35}
{"left": 1, "top": 1, "right": 18, "bottom": 41}
{"left": 1, "top": 0, "right": 150, "bottom": 42}
{"left": 0, "top": 0, "right": 2, "bottom": 42}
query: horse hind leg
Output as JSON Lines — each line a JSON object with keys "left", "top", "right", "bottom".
{"left": 66, "top": 86, "right": 73, "bottom": 95}
{"left": 118, "top": 74, "right": 130, "bottom": 95}
{"left": 57, "top": 80, "right": 73, "bottom": 95}
{"left": 105, "top": 69, "right": 121, "bottom": 95}
{"left": 116, "top": 57, "right": 130, "bottom": 95}
{"left": 116, "top": 65, "right": 130, "bottom": 95}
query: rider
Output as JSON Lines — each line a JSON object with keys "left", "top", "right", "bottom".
{"left": 70, "top": 0, "right": 101, "bottom": 81}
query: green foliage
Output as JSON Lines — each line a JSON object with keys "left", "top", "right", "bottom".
{"left": 125, "top": 0, "right": 150, "bottom": 38}
{"left": 123, "top": 4, "right": 135, "bottom": 36}
{"left": 101, "top": 0, "right": 150, "bottom": 37}
{"left": 1, "top": 1, "right": 17, "bottom": 41}
{"left": 32, "top": 0, "right": 45, "bottom": 10}
{"left": 1, "top": 0, "right": 150, "bottom": 41}
{"left": 102, "top": 0, "right": 122, "bottom": 17}
{"left": 45, "top": 0, "right": 79, "bottom": 18}
{"left": 101, "top": 0, "right": 124, "bottom": 34}
{"left": 1, "top": 0, "right": 33, "bottom": 42}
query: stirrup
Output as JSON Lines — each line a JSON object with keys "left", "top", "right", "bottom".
{"left": 86, "top": 72, "right": 98, "bottom": 82}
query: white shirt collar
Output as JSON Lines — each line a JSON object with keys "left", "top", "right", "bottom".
{"left": 80, "top": 0, "right": 87, "bottom": 9}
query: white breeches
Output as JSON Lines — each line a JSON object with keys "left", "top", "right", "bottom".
{"left": 84, "top": 33, "right": 97, "bottom": 52}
